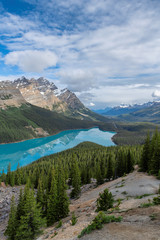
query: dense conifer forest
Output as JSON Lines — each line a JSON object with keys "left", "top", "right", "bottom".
{"left": 1, "top": 130, "right": 160, "bottom": 240}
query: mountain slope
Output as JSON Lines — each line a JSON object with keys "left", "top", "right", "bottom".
{"left": 0, "top": 83, "right": 26, "bottom": 109}
{"left": 0, "top": 104, "right": 101, "bottom": 144}
{"left": 12, "top": 77, "right": 106, "bottom": 121}
{"left": 117, "top": 102, "right": 160, "bottom": 123}
{"left": 95, "top": 102, "right": 158, "bottom": 117}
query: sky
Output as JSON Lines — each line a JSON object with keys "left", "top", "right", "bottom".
{"left": 1, "top": 0, "right": 160, "bottom": 109}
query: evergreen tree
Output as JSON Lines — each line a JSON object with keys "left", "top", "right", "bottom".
{"left": 46, "top": 168, "right": 57, "bottom": 226}
{"left": 56, "top": 163, "right": 69, "bottom": 219}
{"left": 6, "top": 163, "right": 11, "bottom": 185}
{"left": 96, "top": 188, "right": 114, "bottom": 212}
{"left": 4, "top": 196, "right": 17, "bottom": 240}
{"left": 96, "top": 164, "right": 104, "bottom": 185}
{"left": 37, "top": 178, "right": 44, "bottom": 212}
{"left": 16, "top": 187, "right": 45, "bottom": 240}
{"left": 70, "top": 159, "right": 81, "bottom": 198}
{"left": 126, "top": 150, "right": 134, "bottom": 173}
{"left": 106, "top": 154, "right": 114, "bottom": 181}
{"left": 16, "top": 189, "right": 24, "bottom": 223}
{"left": 15, "top": 163, "right": 22, "bottom": 185}
{"left": 140, "top": 132, "right": 150, "bottom": 172}
{"left": 150, "top": 134, "right": 160, "bottom": 174}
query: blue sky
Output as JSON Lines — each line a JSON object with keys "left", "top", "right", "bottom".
{"left": 1, "top": 0, "right": 160, "bottom": 108}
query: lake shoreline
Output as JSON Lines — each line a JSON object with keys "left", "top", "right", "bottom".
{"left": 0, "top": 126, "right": 116, "bottom": 145}
{"left": 0, "top": 128, "right": 116, "bottom": 172}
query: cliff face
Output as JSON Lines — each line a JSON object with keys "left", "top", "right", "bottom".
{"left": 0, "top": 77, "right": 103, "bottom": 121}
{"left": 0, "top": 82, "right": 26, "bottom": 109}
{"left": 58, "top": 88, "right": 85, "bottom": 110}
{"left": 13, "top": 77, "right": 69, "bottom": 113}
{"left": 13, "top": 77, "right": 90, "bottom": 118}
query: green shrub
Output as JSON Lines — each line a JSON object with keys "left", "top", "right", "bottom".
{"left": 56, "top": 220, "right": 62, "bottom": 228}
{"left": 78, "top": 212, "right": 122, "bottom": 238}
{"left": 71, "top": 212, "right": 77, "bottom": 226}
{"left": 153, "top": 195, "right": 160, "bottom": 205}
{"left": 96, "top": 189, "right": 114, "bottom": 212}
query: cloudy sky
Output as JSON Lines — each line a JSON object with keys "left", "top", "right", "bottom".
{"left": 1, "top": 0, "right": 160, "bottom": 108}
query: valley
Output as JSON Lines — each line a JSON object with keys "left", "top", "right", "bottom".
{"left": 0, "top": 77, "right": 160, "bottom": 240}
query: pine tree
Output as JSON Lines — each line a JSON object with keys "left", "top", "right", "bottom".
{"left": 4, "top": 196, "right": 17, "bottom": 240}
{"left": 70, "top": 159, "right": 81, "bottom": 198}
{"left": 126, "top": 150, "right": 134, "bottom": 173}
{"left": 106, "top": 154, "right": 114, "bottom": 181}
{"left": 6, "top": 163, "right": 11, "bottom": 185}
{"left": 37, "top": 178, "right": 44, "bottom": 212}
{"left": 150, "top": 134, "right": 160, "bottom": 174}
{"left": 15, "top": 163, "right": 22, "bottom": 185}
{"left": 56, "top": 163, "right": 69, "bottom": 219}
{"left": 96, "top": 188, "right": 114, "bottom": 212}
{"left": 140, "top": 132, "right": 150, "bottom": 172}
{"left": 96, "top": 164, "right": 104, "bottom": 185}
{"left": 16, "top": 189, "right": 24, "bottom": 222}
{"left": 46, "top": 168, "right": 58, "bottom": 226}
{"left": 16, "top": 187, "right": 45, "bottom": 240}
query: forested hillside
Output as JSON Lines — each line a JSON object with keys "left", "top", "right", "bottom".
{"left": 0, "top": 104, "right": 100, "bottom": 143}
{"left": 1, "top": 131, "right": 160, "bottom": 240}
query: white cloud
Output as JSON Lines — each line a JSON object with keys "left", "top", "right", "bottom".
{"left": 1, "top": 0, "right": 160, "bottom": 106}
{"left": 5, "top": 50, "right": 58, "bottom": 72}
{"left": 89, "top": 102, "right": 95, "bottom": 106}
{"left": 152, "top": 90, "right": 160, "bottom": 98}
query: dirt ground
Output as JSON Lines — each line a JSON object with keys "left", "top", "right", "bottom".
{"left": 37, "top": 170, "right": 160, "bottom": 240}
{"left": 1, "top": 170, "right": 159, "bottom": 240}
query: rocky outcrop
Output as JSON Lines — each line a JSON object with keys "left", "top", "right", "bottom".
{"left": 13, "top": 77, "right": 89, "bottom": 118}
{"left": 0, "top": 77, "right": 102, "bottom": 121}
{"left": 58, "top": 88, "right": 85, "bottom": 110}
{"left": 0, "top": 83, "right": 26, "bottom": 109}
{"left": 13, "top": 77, "right": 68, "bottom": 113}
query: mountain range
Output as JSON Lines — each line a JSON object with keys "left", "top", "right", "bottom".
{"left": 95, "top": 101, "right": 160, "bottom": 117}
{"left": 0, "top": 77, "right": 113, "bottom": 144}
{"left": 0, "top": 77, "right": 107, "bottom": 122}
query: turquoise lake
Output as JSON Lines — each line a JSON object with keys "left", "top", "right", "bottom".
{"left": 0, "top": 128, "right": 115, "bottom": 172}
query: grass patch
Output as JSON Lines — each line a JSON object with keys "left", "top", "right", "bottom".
{"left": 149, "top": 214, "right": 157, "bottom": 220}
{"left": 135, "top": 194, "right": 154, "bottom": 199}
{"left": 115, "top": 184, "right": 125, "bottom": 188}
{"left": 122, "top": 191, "right": 127, "bottom": 195}
{"left": 78, "top": 212, "right": 122, "bottom": 238}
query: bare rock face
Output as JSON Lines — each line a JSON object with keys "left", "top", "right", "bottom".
{"left": 13, "top": 77, "right": 88, "bottom": 115}
{"left": 58, "top": 88, "right": 85, "bottom": 110}
{"left": 0, "top": 83, "right": 26, "bottom": 109}
{"left": 0, "top": 77, "right": 94, "bottom": 120}
{"left": 14, "top": 77, "right": 69, "bottom": 113}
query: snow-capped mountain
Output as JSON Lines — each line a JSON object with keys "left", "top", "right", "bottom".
{"left": 95, "top": 101, "right": 160, "bottom": 116}
{"left": 0, "top": 77, "right": 105, "bottom": 121}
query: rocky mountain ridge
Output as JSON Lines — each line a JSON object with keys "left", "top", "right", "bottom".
{"left": 0, "top": 77, "right": 95, "bottom": 120}
{"left": 95, "top": 101, "right": 160, "bottom": 116}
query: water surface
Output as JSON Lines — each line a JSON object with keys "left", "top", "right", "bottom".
{"left": 0, "top": 128, "right": 115, "bottom": 172}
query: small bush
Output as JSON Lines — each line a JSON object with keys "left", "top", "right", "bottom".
{"left": 78, "top": 211, "right": 122, "bottom": 238}
{"left": 153, "top": 195, "right": 160, "bottom": 205}
{"left": 56, "top": 220, "right": 62, "bottom": 228}
{"left": 71, "top": 212, "right": 77, "bottom": 226}
{"left": 96, "top": 189, "right": 114, "bottom": 212}
{"left": 140, "top": 202, "right": 153, "bottom": 208}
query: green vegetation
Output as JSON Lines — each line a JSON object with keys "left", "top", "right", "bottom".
{"left": 71, "top": 212, "right": 77, "bottom": 226}
{"left": 140, "top": 129, "right": 160, "bottom": 175}
{"left": 140, "top": 195, "right": 160, "bottom": 208}
{"left": 96, "top": 189, "right": 114, "bottom": 212}
{"left": 5, "top": 184, "right": 45, "bottom": 240}
{"left": 1, "top": 142, "right": 138, "bottom": 189}
{"left": 135, "top": 194, "right": 154, "bottom": 199}
{"left": 0, "top": 104, "right": 98, "bottom": 143}
{"left": 78, "top": 211, "right": 122, "bottom": 238}
{"left": 56, "top": 220, "right": 62, "bottom": 229}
